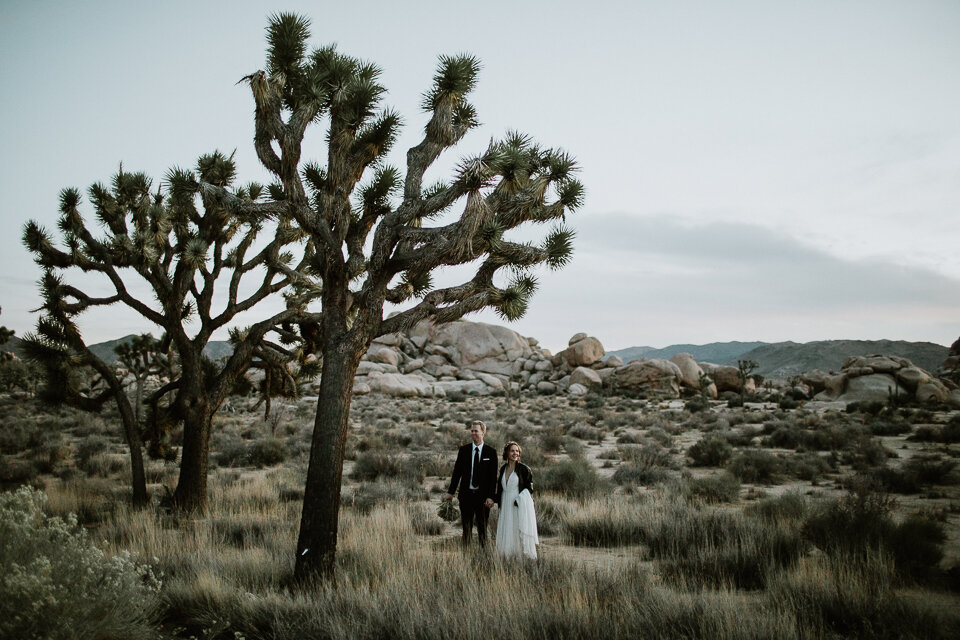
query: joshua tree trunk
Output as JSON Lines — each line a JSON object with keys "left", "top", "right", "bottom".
{"left": 295, "top": 335, "right": 366, "bottom": 581}
{"left": 117, "top": 396, "right": 150, "bottom": 508}
{"left": 172, "top": 398, "right": 213, "bottom": 512}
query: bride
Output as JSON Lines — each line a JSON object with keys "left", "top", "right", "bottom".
{"left": 494, "top": 441, "right": 538, "bottom": 559}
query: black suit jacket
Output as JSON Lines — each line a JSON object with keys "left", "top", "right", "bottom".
{"left": 495, "top": 462, "right": 533, "bottom": 506}
{"left": 448, "top": 442, "right": 498, "bottom": 501}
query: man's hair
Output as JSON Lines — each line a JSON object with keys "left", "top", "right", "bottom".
{"left": 471, "top": 420, "right": 486, "bottom": 432}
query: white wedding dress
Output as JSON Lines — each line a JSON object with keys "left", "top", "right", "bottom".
{"left": 496, "top": 469, "right": 538, "bottom": 559}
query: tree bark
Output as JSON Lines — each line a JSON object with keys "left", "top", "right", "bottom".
{"left": 116, "top": 394, "right": 150, "bottom": 508}
{"left": 294, "top": 340, "right": 364, "bottom": 581}
{"left": 171, "top": 391, "right": 213, "bottom": 512}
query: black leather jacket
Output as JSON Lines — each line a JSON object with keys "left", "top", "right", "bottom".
{"left": 494, "top": 462, "right": 533, "bottom": 506}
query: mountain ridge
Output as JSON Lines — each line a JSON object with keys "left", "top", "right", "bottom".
{"left": 606, "top": 339, "right": 948, "bottom": 378}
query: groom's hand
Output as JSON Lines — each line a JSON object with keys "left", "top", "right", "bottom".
{"left": 484, "top": 498, "right": 494, "bottom": 508}
{"left": 443, "top": 493, "right": 454, "bottom": 502}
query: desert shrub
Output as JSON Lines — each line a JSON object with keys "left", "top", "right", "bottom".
{"left": 348, "top": 481, "right": 427, "bottom": 514}
{"left": 910, "top": 420, "right": 960, "bottom": 444}
{"left": 787, "top": 451, "right": 836, "bottom": 483}
{"left": 567, "top": 423, "right": 605, "bottom": 442}
{"left": 533, "top": 495, "right": 568, "bottom": 537}
{"left": 868, "top": 416, "right": 912, "bottom": 436}
{"left": 646, "top": 427, "right": 674, "bottom": 447}
{"left": 350, "top": 451, "right": 419, "bottom": 482}
{"left": 802, "top": 488, "right": 945, "bottom": 582}
{"left": 842, "top": 435, "right": 893, "bottom": 470}
{"left": 0, "top": 417, "right": 44, "bottom": 454}
{"left": 408, "top": 452, "right": 449, "bottom": 478}
{"left": 769, "top": 554, "right": 960, "bottom": 640}
{"left": 615, "top": 430, "right": 645, "bottom": 445}
{"left": 869, "top": 454, "right": 958, "bottom": 494}
{"left": 778, "top": 396, "right": 801, "bottom": 410}
{"left": 846, "top": 400, "right": 887, "bottom": 416}
{"left": 613, "top": 462, "right": 671, "bottom": 487}
{"left": 216, "top": 440, "right": 249, "bottom": 467}
{"left": 538, "top": 427, "right": 565, "bottom": 454}
{"left": 538, "top": 458, "right": 605, "bottom": 498}
{"left": 686, "top": 434, "right": 733, "bottom": 467}
{"left": 247, "top": 437, "right": 288, "bottom": 467}
{"left": 409, "top": 503, "right": 445, "bottom": 535}
{"left": 83, "top": 453, "right": 128, "bottom": 477}
{"left": 682, "top": 472, "right": 740, "bottom": 504}
{"left": 0, "top": 458, "right": 40, "bottom": 486}
{"left": 563, "top": 502, "right": 648, "bottom": 547}
{"left": 728, "top": 450, "right": 784, "bottom": 484}
{"left": 684, "top": 395, "right": 710, "bottom": 414}
{"left": 211, "top": 517, "right": 273, "bottom": 547}
{"left": 746, "top": 491, "right": 808, "bottom": 522}
{"left": 76, "top": 434, "right": 110, "bottom": 463}
{"left": 0, "top": 487, "right": 161, "bottom": 640}
{"left": 724, "top": 426, "right": 761, "bottom": 447}
{"left": 648, "top": 505, "right": 806, "bottom": 589}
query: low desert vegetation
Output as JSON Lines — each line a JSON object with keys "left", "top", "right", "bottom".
{"left": 1, "top": 386, "right": 958, "bottom": 638}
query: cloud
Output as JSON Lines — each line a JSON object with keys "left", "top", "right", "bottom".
{"left": 476, "top": 213, "right": 959, "bottom": 351}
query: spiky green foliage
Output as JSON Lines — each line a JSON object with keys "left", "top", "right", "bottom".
{"left": 23, "top": 147, "right": 323, "bottom": 511}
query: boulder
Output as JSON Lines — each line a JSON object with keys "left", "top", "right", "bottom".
{"left": 605, "top": 355, "right": 624, "bottom": 367}
{"left": 570, "top": 366, "right": 603, "bottom": 391}
{"left": 950, "top": 389, "right": 960, "bottom": 409}
{"left": 429, "top": 321, "right": 533, "bottom": 375}
{"left": 700, "top": 363, "right": 740, "bottom": 393}
{"left": 365, "top": 345, "right": 401, "bottom": 367}
{"left": 801, "top": 370, "right": 830, "bottom": 394}
{"left": 372, "top": 333, "right": 403, "bottom": 347}
{"left": 357, "top": 361, "right": 399, "bottom": 375}
{"left": 475, "top": 372, "right": 506, "bottom": 392}
{"left": 559, "top": 336, "right": 605, "bottom": 367}
{"left": 609, "top": 359, "right": 681, "bottom": 398}
{"left": 434, "top": 379, "right": 491, "bottom": 396}
{"left": 842, "top": 355, "right": 905, "bottom": 374}
{"left": 568, "top": 383, "right": 589, "bottom": 397}
{"left": 824, "top": 374, "right": 847, "bottom": 397}
{"left": 401, "top": 358, "right": 425, "bottom": 374}
{"left": 534, "top": 360, "right": 553, "bottom": 372}
{"left": 835, "top": 373, "right": 908, "bottom": 404}
{"left": 895, "top": 366, "right": 931, "bottom": 391}
{"left": 368, "top": 373, "right": 437, "bottom": 398}
{"left": 669, "top": 353, "right": 706, "bottom": 390}
{"left": 568, "top": 332, "right": 588, "bottom": 345}
{"left": 537, "top": 381, "right": 557, "bottom": 395}
{"left": 916, "top": 379, "right": 950, "bottom": 404}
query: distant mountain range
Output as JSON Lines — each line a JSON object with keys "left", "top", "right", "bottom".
{"left": 3, "top": 332, "right": 949, "bottom": 380}
{"left": 606, "top": 340, "right": 949, "bottom": 378}
{"left": 1, "top": 334, "right": 233, "bottom": 364}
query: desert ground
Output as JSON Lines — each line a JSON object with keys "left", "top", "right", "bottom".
{"left": 2, "top": 386, "right": 959, "bottom": 639}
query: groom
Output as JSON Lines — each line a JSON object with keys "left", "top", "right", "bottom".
{"left": 444, "top": 420, "right": 498, "bottom": 547}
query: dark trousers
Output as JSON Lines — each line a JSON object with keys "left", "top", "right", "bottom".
{"left": 458, "top": 489, "right": 489, "bottom": 547}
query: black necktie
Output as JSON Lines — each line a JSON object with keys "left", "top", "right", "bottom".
{"left": 471, "top": 446, "right": 480, "bottom": 488}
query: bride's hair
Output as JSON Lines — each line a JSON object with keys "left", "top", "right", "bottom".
{"left": 502, "top": 441, "right": 522, "bottom": 461}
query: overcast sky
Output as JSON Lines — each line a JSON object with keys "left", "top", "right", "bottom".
{"left": 1, "top": 0, "right": 957, "bottom": 353}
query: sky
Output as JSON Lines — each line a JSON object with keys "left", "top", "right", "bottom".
{"left": 0, "top": 0, "right": 958, "bottom": 354}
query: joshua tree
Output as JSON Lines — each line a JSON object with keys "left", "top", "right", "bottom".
{"left": 226, "top": 14, "right": 584, "bottom": 580}
{"left": 114, "top": 333, "right": 169, "bottom": 426}
{"left": 0, "top": 307, "right": 13, "bottom": 345}
{"left": 23, "top": 153, "right": 319, "bottom": 511}
{"left": 21, "top": 290, "right": 151, "bottom": 506}
{"left": 737, "top": 359, "right": 758, "bottom": 399}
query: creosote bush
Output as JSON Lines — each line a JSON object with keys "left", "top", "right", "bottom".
{"left": 687, "top": 434, "right": 733, "bottom": 467}
{"left": 538, "top": 458, "right": 606, "bottom": 498}
{"left": 0, "top": 486, "right": 161, "bottom": 640}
